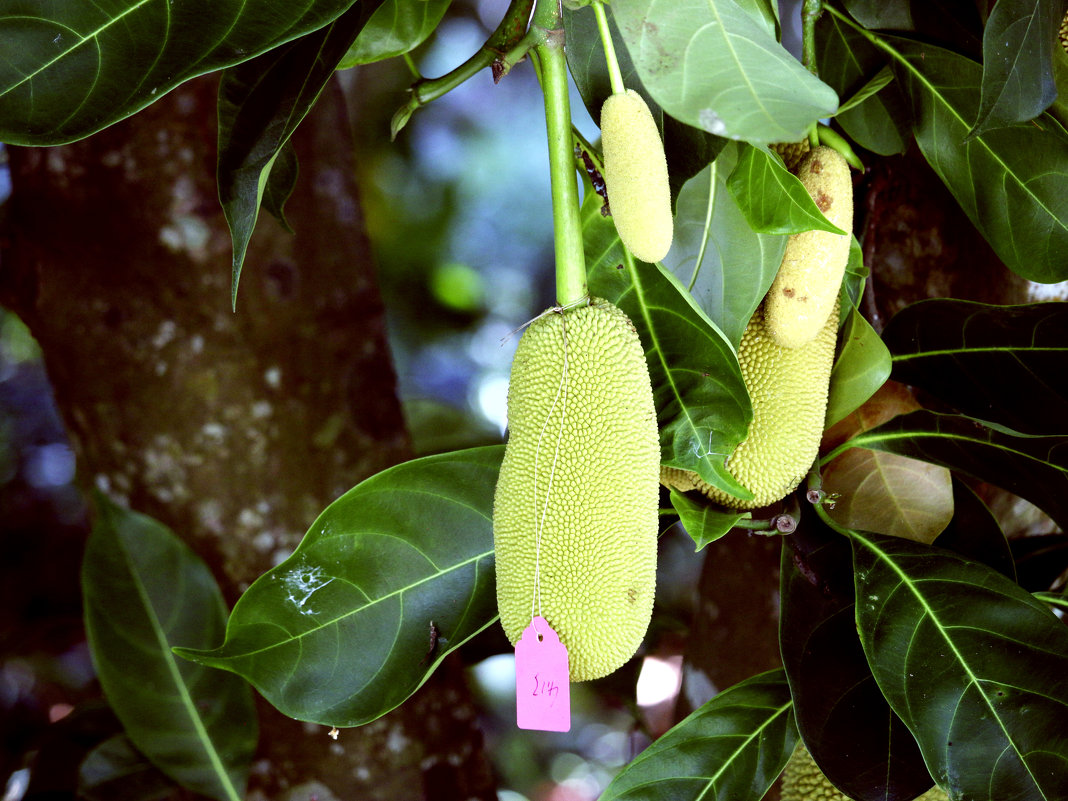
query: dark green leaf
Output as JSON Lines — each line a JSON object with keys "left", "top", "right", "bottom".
{"left": 563, "top": 4, "right": 725, "bottom": 204}
{"left": 970, "top": 0, "right": 1067, "bottom": 136}
{"left": 219, "top": 2, "right": 382, "bottom": 308}
{"left": 817, "top": 13, "right": 910, "bottom": 155}
{"left": 600, "top": 669, "right": 798, "bottom": 801}
{"left": 0, "top": 0, "right": 361, "bottom": 145}
{"left": 851, "top": 530, "right": 1068, "bottom": 801}
{"left": 933, "top": 478, "right": 1015, "bottom": 582}
{"left": 840, "top": 234, "right": 867, "bottom": 316}
{"left": 841, "top": 0, "right": 983, "bottom": 54}
{"left": 780, "top": 507, "right": 932, "bottom": 801}
{"left": 175, "top": 447, "right": 502, "bottom": 727}
{"left": 868, "top": 27, "right": 1068, "bottom": 283}
{"left": 260, "top": 142, "right": 299, "bottom": 233}
{"left": 726, "top": 144, "right": 847, "bottom": 236}
{"left": 669, "top": 490, "right": 747, "bottom": 550}
{"left": 1012, "top": 534, "right": 1068, "bottom": 592}
{"left": 78, "top": 735, "right": 177, "bottom": 801}
{"left": 82, "top": 495, "right": 256, "bottom": 801}
{"left": 823, "top": 409, "right": 1068, "bottom": 531}
{"left": 825, "top": 306, "right": 891, "bottom": 428}
{"left": 609, "top": 0, "right": 839, "bottom": 144}
{"left": 884, "top": 300, "right": 1068, "bottom": 435}
{"left": 584, "top": 189, "right": 752, "bottom": 499}
{"left": 662, "top": 147, "right": 786, "bottom": 347}
{"left": 339, "top": 0, "right": 452, "bottom": 68}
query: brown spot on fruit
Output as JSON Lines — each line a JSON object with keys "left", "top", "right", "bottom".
{"left": 816, "top": 191, "right": 832, "bottom": 212}
{"left": 783, "top": 288, "right": 795, "bottom": 298}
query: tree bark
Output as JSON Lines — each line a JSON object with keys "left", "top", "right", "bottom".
{"left": 1, "top": 75, "right": 495, "bottom": 801}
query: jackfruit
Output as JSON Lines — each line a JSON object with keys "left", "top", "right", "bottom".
{"left": 494, "top": 298, "right": 659, "bottom": 682}
{"left": 781, "top": 744, "right": 949, "bottom": 801}
{"left": 770, "top": 139, "right": 811, "bottom": 172}
{"left": 660, "top": 298, "right": 839, "bottom": 509}
{"left": 600, "top": 89, "right": 673, "bottom": 263}
{"left": 765, "top": 146, "right": 852, "bottom": 349}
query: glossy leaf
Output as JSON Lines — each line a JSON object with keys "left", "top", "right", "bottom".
{"left": 175, "top": 446, "right": 503, "bottom": 727}
{"left": 339, "top": 0, "right": 452, "bottom": 68}
{"left": 970, "top": 0, "right": 1067, "bottom": 136}
{"left": 669, "top": 490, "right": 747, "bottom": 551}
{"left": 218, "top": 3, "right": 380, "bottom": 308}
{"left": 82, "top": 495, "right": 256, "bottom": 801}
{"left": 0, "top": 0, "right": 360, "bottom": 145}
{"left": 780, "top": 508, "right": 933, "bottom": 801}
{"left": 825, "top": 305, "right": 892, "bottom": 428}
{"left": 816, "top": 12, "right": 910, "bottom": 155}
{"left": 873, "top": 28, "right": 1068, "bottom": 283}
{"left": 883, "top": 300, "right": 1068, "bottom": 435}
{"left": 609, "top": 0, "right": 839, "bottom": 144}
{"left": 583, "top": 189, "right": 752, "bottom": 498}
{"left": 933, "top": 479, "right": 1016, "bottom": 582}
{"left": 823, "top": 409, "right": 1068, "bottom": 532}
{"left": 600, "top": 669, "right": 798, "bottom": 801}
{"left": 726, "top": 143, "right": 847, "bottom": 236}
{"left": 851, "top": 530, "right": 1068, "bottom": 801}
{"left": 663, "top": 147, "right": 786, "bottom": 347}
{"left": 835, "top": 65, "right": 894, "bottom": 115}
{"left": 564, "top": 4, "right": 725, "bottom": 203}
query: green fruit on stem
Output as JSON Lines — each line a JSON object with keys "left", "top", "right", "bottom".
{"left": 600, "top": 89, "right": 673, "bottom": 263}
{"left": 494, "top": 298, "right": 659, "bottom": 681}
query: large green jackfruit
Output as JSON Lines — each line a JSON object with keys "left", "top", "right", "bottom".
{"left": 600, "top": 89, "right": 673, "bottom": 264}
{"left": 660, "top": 298, "right": 839, "bottom": 509}
{"left": 781, "top": 745, "right": 949, "bottom": 801}
{"left": 765, "top": 146, "right": 852, "bottom": 349}
{"left": 494, "top": 298, "right": 659, "bottom": 682}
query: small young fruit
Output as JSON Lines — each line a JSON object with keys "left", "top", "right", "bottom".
{"left": 765, "top": 146, "right": 852, "bottom": 349}
{"left": 781, "top": 744, "right": 949, "bottom": 801}
{"left": 600, "top": 89, "right": 673, "bottom": 263}
{"left": 660, "top": 298, "right": 839, "bottom": 509}
{"left": 494, "top": 298, "right": 659, "bottom": 681}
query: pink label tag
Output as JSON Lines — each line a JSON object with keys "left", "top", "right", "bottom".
{"left": 515, "top": 616, "right": 570, "bottom": 732}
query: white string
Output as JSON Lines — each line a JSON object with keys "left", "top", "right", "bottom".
{"left": 530, "top": 310, "right": 570, "bottom": 632}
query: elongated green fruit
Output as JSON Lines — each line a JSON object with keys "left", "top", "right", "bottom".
{"left": 600, "top": 89, "right": 673, "bottom": 263}
{"left": 765, "top": 146, "right": 852, "bottom": 348}
{"left": 781, "top": 745, "right": 949, "bottom": 801}
{"left": 661, "top": 298, "right": 839, "bottom": 509}
{"left": 494, "top": 298, "right": 659, "bottom": 681}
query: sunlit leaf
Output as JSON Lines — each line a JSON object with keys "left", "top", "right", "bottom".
{"left": 339, "top": 0, "right": 452, "bottom": 68}
{"left": 610, "top": 0, "right": 838, "bottom": 143}
{"left": 0, "top": 0, "right": 361, "bottom": 145}
{"left": 883, "top": 300, "right": 1068, "bottom": 435}
{"left": 600, "top": 669, "right": 798, "bottom": 801}
{"left": 669, "top": 490, "right": 747, "bottom": 551}
{"left": 851, "top": 530, "right": 1068, "bottom": 801}
{"left": 175, "top": 447, "right": 503, "bottom": 727}
{"left": 825, "top": 305, "right": 891, "bottom": 428}
{"left": 83, "top": 495, "right": 256, "bottom": 801}
{"left": 662, "top": 147, "right": 786, "bottom": 347}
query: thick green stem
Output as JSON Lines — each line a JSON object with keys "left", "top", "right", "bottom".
{"left": 533, "top": 0, "right": 588, "bottom": 307}
{"left": 801, "top": 0, "right": 823, "bottom": 75}
{"left": 593, "top": 2, "right": 625, "bottom": 95}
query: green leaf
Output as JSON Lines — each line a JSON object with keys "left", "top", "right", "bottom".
{"left": 867, "top": 26, "right": 1068, "bottom": 283}
{"left": 662, "top": 146, "right": 786, "bottom": 347}
{"left": 933, "top": 478, "right": 1016, "bottom": 582}
{"left": 338, "top": 0, "right": 452, "bottom": 68}
{"left": 883, "top": 300, "right": 1068, "bottom": 435}
{"left": 780, "top": 508, "right": 933, "bottom": 801}
{"left": 0, "top": 0, "right": 362, "bottom": 145}
{"left": 609, "top": 0, "right": 839, "bottom": 144}
{"left": 218, "top": 3, "right": 381, "bottom": 308}
{"left": 823, "top": 409, "right": 1068, "bottom": 539}
{"left": 970, "top": 0, "right": 1067, "bottom": 137}
{"left": 260, "top": 142, "right": 299, "bottom": 233}
{"left": 583, "top": 190, "right": 752, "bottom": 499}
{"left": 825, "top": 306, "right": 891, "bottom": 428}
{"left": 835, "top": 65, "right": 894, "bottom": 115}
{"left": 175, "top": 446, "right": 502, "bottom": 727}
{"left": 817, "top": 12, "right": 910, "bottom": 155}
{"left": 851, "top": 530, "right": 1068, "bottom": 801}
{"left": 78, "top": 735, "right": 176, "bottom": 801}
{"left": 599, "top": 669, "right": 798, "bottom": 801}
{"left": 669, "top": 490, "right": 747, "bottom": 550}
{"left": 82, "top": 495, "right": 256, "bottom": 801}
{"left": 726, "top": 143, "right": 847, "bottom": 236}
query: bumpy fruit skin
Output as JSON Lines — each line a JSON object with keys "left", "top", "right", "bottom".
{"left": 600, "top": 89, "right": 673, "bottom": 263}
{"left": 660, "top": 298, "right": 839, "bottom": 509}
{"left": 765, "top": 146, "right": 852, "bottom": 349}
{"left": 494, "top": 298, "right": 659, "bottom": 681}
{"left": 770, "top": 139, "right": 812, "bottom": 172}
{"left": 781, "top": 745, "right": 949, "bottom": 801}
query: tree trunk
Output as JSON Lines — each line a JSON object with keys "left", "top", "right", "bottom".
{"left": 1, "top": 74, "right": 496, "bottom": 801}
